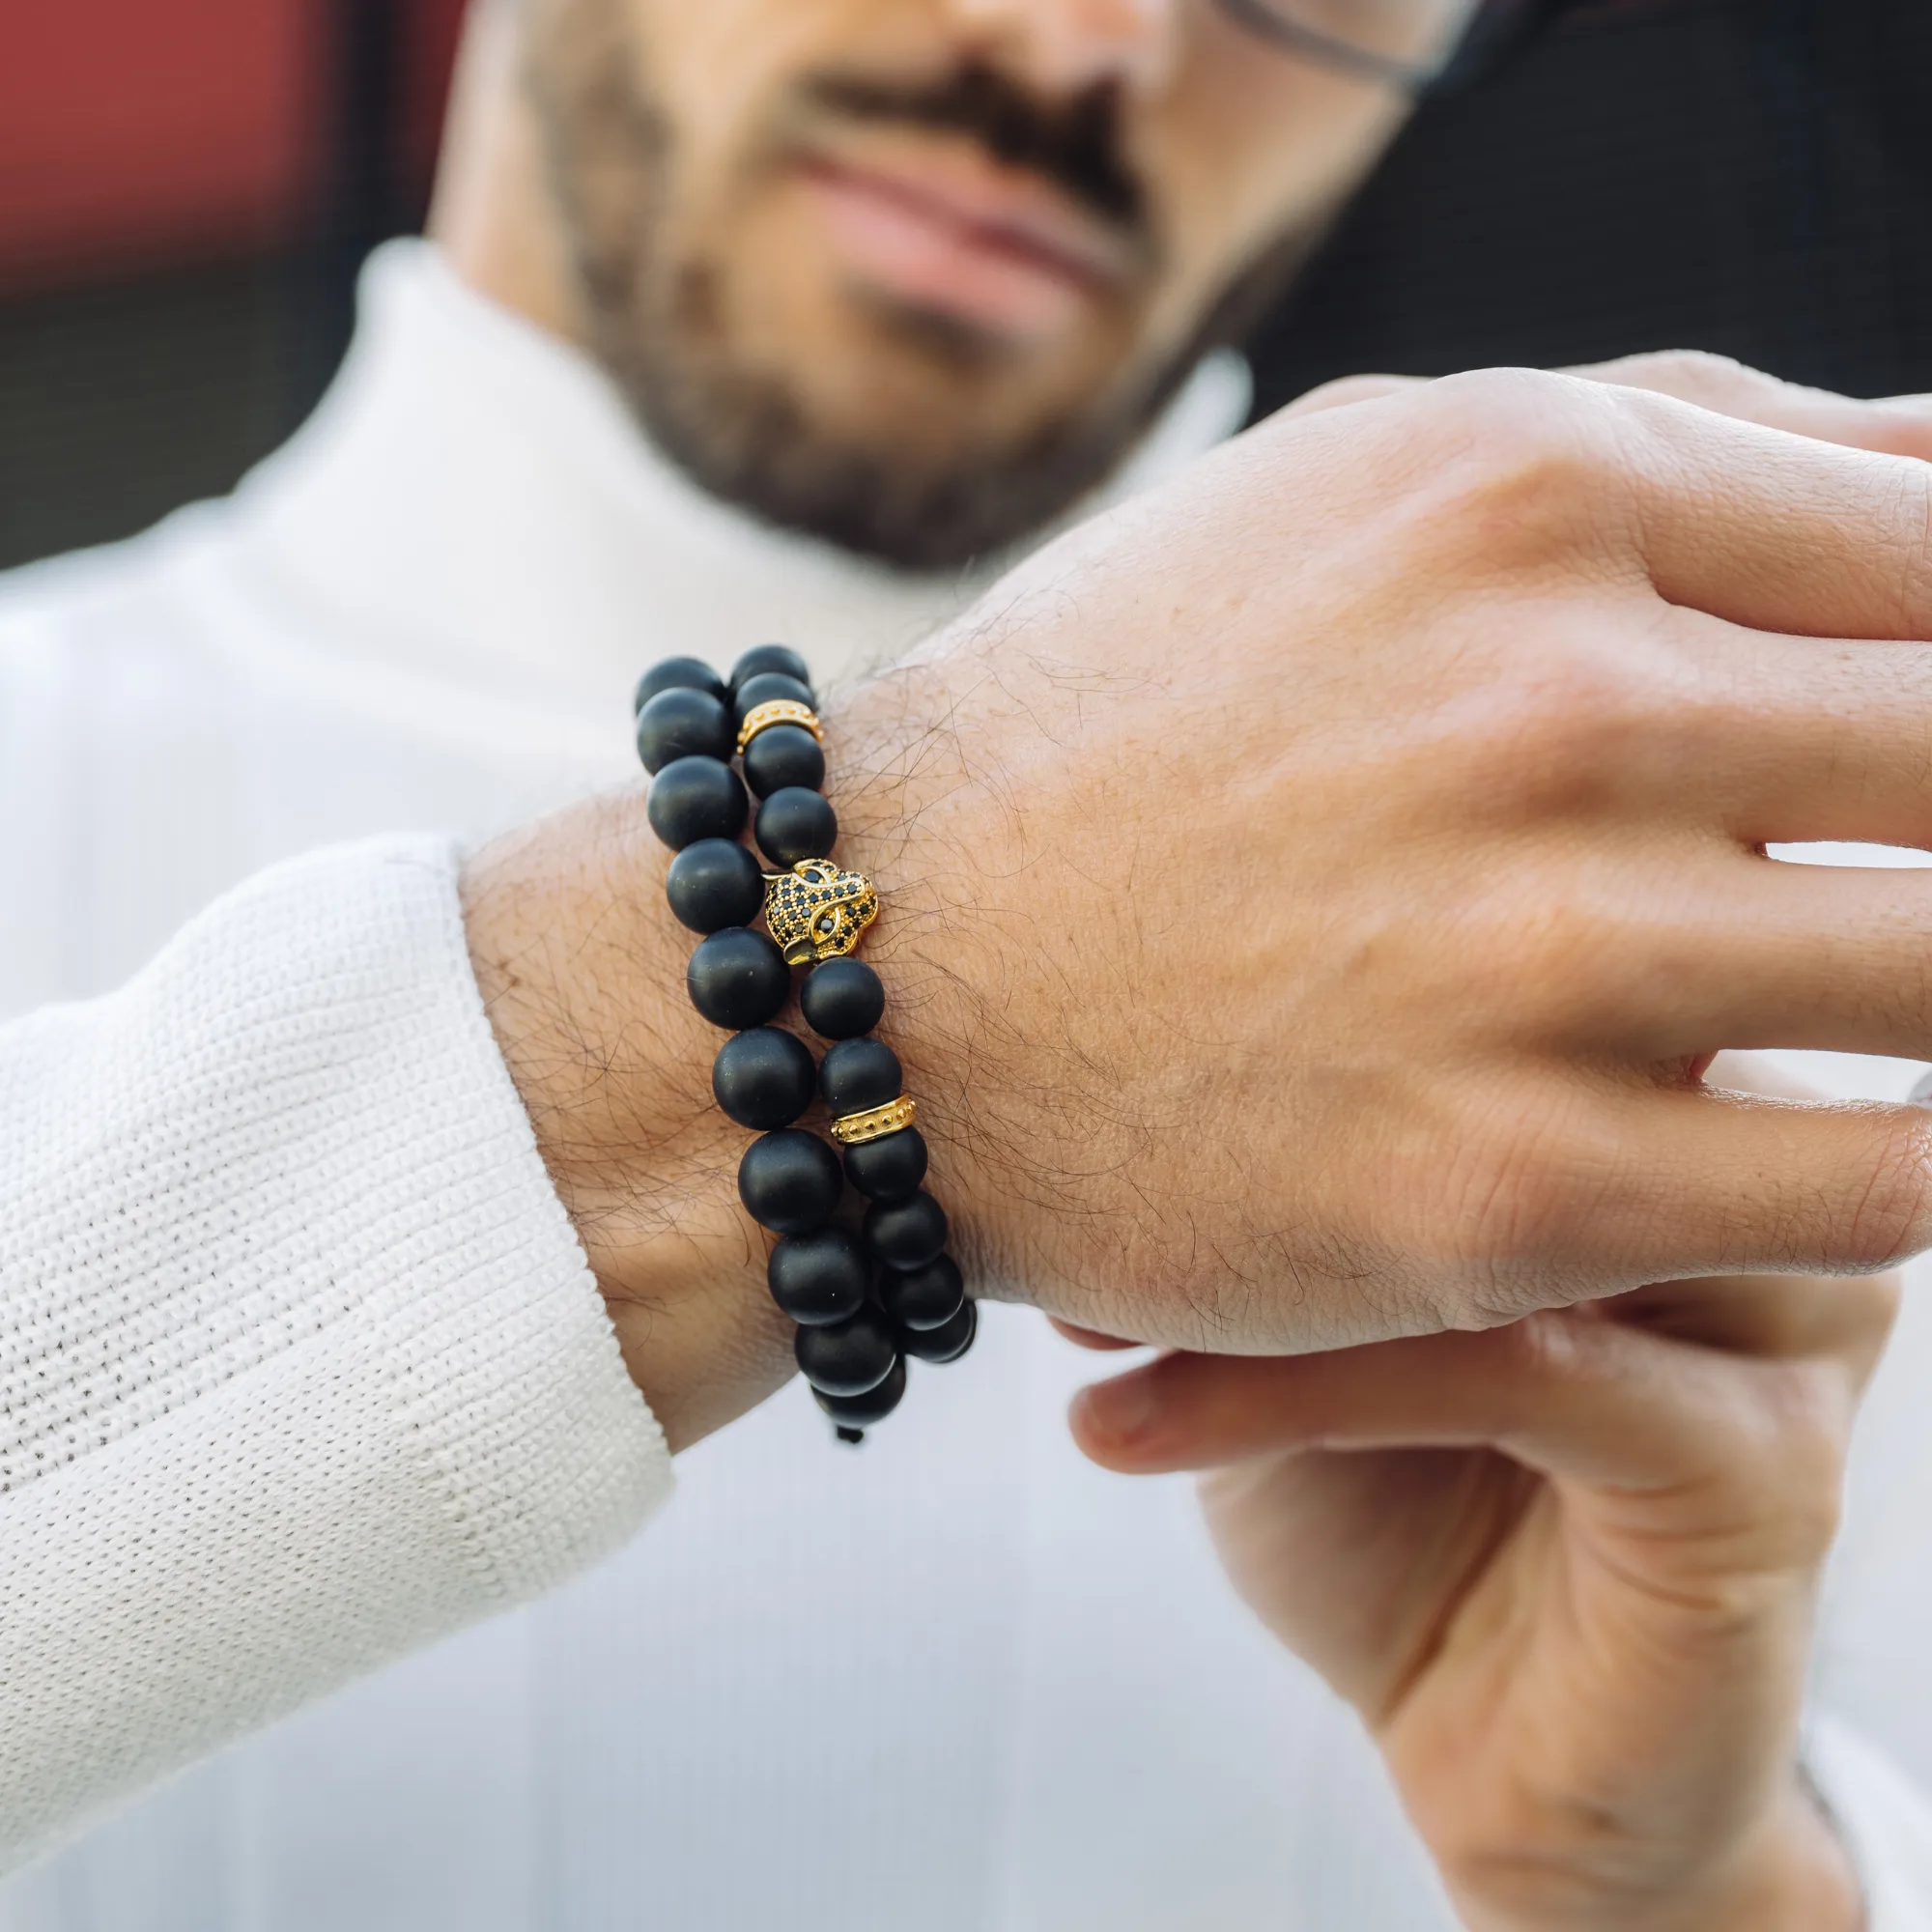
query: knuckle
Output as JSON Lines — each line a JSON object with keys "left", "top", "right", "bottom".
{"left": 1734, "top": 1370, "right": 1850, "bottom": 1559}
{"left": 1435, "top": 1093, "right": 1610, "bottom": 1284}
{"left": 1283, "top": 372, "right": 1417, "bottom": 416}
{"left": 1400, "top": 369, "right": 1644, "bottom": 571}
{"left": 1586, "top": 348, "right": 1756, "bottom": 406}
{"left": 1421, "top": 366, "right": 1594, "bottom": 475}
{"left": 1490, "top": 1307, "right": 1590, "bottom": 1382}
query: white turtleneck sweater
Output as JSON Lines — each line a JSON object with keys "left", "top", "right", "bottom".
{"left": 3, "top": 241, "right": 1932, "bottom": 1930}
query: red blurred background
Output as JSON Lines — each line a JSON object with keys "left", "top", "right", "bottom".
{"left": 0, "top": 0, "right": 465, "bottom": 571}
{"left": 0, "top": 0, "right": 462, "bottom": 290}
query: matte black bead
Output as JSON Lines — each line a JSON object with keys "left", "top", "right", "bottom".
{"left": 821, "top": 1037, "right": 902, "bottom": 1117}
{"left": 800, "top": 958, "right": 884, "bottom": 1039}
{"left": 635, "top": 657, "right": 726, "bottom": 714}
{"left": 647, "top": 756, "right": 748, "bottom": 850}
{"left": 636, "top": 687, "right": 734, "bottom": 774}
{"left": 712, "top": 1028, "right": 817, "bottom": 1130}
{"left": 743, "top": 723, "right": 827, "bottom": 799}
{"left": 843, "top": 1126, "right": 927, "bottom": 1202}
{"left": 730, "top": 644, "right": 814, "bottom": 696}
{"left": 878, "top": 1252, "right": 963, "bottom": 1331}
{"left": 795, "top": 1308, "right": 897, "bottom": 1398}
{"left": 755, "top": 787, "right": 838, "bottom": 870}
{"left": 767, "top": 1228, "right": 869, "bottom": 1326}
{"left": 732, "top": 671, "right": 817, "bottom": 725}
{"left": 688, "top": 927, "right": 790, "bottom": 1030}
{"left": 812, "top": 1354, "right": 906, "bottom": 1430}
{"left": 900, "top": 1298, "right": 976, "bottom": 1364}
{"left": 738, "top": 1129, "right": 843, "bottom": 1235}
{"left": 865, "top": 1190, "right": 949, "bottom": 1269}
{"left": 666, "top": 839, "right": 766, "bottom": 934}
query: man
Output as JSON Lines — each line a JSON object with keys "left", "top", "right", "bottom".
{"left": 7, "top": 0, "right": 1932, "bottom": 1924}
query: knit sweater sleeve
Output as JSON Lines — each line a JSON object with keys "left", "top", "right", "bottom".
{"left": 0, "top": 835, "right": 674, "bottom": 1873}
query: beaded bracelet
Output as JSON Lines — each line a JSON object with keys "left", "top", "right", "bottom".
{"left": 633, "top": 644, "right": 976, "bottom": 1441}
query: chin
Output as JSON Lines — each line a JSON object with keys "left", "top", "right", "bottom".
{"left": 588, "top": 244, "right": 1170, "bottom": 572}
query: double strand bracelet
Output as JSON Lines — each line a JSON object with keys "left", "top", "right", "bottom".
{"left": 633, "top": 645, "right": 977, "bottom": 1441}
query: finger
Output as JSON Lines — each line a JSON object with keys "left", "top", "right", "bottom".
{"left": 1071, "top": 1314, "right": 1836, "bottom": 1492}
{"left": 1410, "top": 1075, "right": 1932, "bottom": 1304}
{"left": 1656, "top": 618, "right": 1932, "bottom": 850}
{"left": 1422, "top": 370, "right": 1932, "bottom": 639}
{"left": 1284, "top": 357, "right": 1932, "bottom": 463}
{"left": 1568, "top": 351, "right": 1932, "bottom": 464}
{"left": 1596, "top": 1062, "right": 1899, "bottom": 1368}
{"left": 1048, "top": 1317, "right": 1141, "bottom": 1351}
{"left": 1606, "top": 1270, "right": 1896, "bottom": 1376}
{"left": 1593, "top": 853, "right": 1932, "bottom": 1065}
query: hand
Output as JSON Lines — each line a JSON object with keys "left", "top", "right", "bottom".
{"left": 830, "top": 357, "right": 1932, "bottom": 1352}
{"left": 1069, "top": 1056, "right": 1890, "bottom": 1932}
{"left": 467, "top": 358, "right": 1932, "bottom": 1447}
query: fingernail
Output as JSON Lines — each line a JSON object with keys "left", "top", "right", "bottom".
{"left": 1072, "top": 1370, "right": 1159, "bottom": 1451}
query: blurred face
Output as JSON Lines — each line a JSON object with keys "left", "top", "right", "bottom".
{"left": 519, "top": 0, "right": 1411, "bottom": 566}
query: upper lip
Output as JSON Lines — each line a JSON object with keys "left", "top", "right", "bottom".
{"left": 793, "top": 134, "right": 1141, "bottom": 291}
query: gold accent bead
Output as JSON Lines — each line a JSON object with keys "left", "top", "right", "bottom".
{"left": 762, "top": 858, "right": 879, "bottom": 965}
{"left": 830, "top": 1095, "right": 918, "bottom": 1146}
{"left": 736, "top": 698, "right": 823, "bottom": 754}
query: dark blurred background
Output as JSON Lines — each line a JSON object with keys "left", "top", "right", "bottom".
{"left": 3, "top": 0, "right": 1930, "bottom": 574}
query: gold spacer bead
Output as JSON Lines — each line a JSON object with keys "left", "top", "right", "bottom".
{"left": 736, "top": 699, "right": 824, "bottom": 755}
{"left": 828, "top": 1095, "right": 918, "bottom": 1147}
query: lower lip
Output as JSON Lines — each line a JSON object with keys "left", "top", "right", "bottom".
{"left": 795, "top": 162, "right": 1100, "bottom": 343}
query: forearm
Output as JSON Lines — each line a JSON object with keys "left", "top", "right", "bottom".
{"left": 0, "top": 837, "right": 669, "bottom": 1869}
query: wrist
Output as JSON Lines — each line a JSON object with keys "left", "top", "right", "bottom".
{"left": 461, "top": 799, "right": 794, "bottom": 1453}
{"left": 820, "top": 656, "right": 1040, "bottom": 1302}
{"left": 1450, "top": 1776, "right": 1861, "bottom": 1932}
{"left": 1674, "top": 1777, "right": 1862, "bottom": 1932}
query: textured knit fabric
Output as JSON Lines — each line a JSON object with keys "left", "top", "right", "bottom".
{"left": 0, "top": 836, "right": 671, "bottom": 1870}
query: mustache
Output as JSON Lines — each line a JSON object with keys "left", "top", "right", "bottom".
{"left": 802, "top": 64, "right": 1149, "bottom": 235}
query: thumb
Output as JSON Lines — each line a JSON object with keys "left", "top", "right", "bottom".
{"left": 1072, "top": 1313, "right": 1771, "bottom": 1492}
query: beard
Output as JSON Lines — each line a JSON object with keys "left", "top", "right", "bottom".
{"left": 521, "top": 0, "right": 1311, "bottom": 572}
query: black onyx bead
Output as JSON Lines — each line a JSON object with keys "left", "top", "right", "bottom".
{"left": 800, "top": 958, "right": 884, "bottom": 1039}
{"left": 900, "top": 1298, "right": 976, "bottom": 1364}
{"left": 843, "top": 1126, "right": 927, "bottom": 1202}
{"left": 812, "top": 1354, "right": 906, "bottom": 1431}
{"left": 795, "top": 1309, "right": 898, "bottom": 1398}
{"left": 821, "top": 1037, "right": 902, "bottom": 1117}
{"left": 687, "top": 927, "right": 789, "bottom": 1030}
{"left": 730, "top": 644, "right": 813, "bottom": 696}
{"left": 767, "top": 1228, "right": 869, "bottom": 1326}
{"left": 743, "top": 723, "right": 827, "bottom": 799}
{"left": 636, "top": 687, "right": 734, "bottom": 774}
{"left": 666, "top": 838, "right": 766, "bottom": 934}
{"left": 878, "top": 1252, "right": 963, "bottom": 1331}
{"left": 712, "top": 1028, "right": 816, "bottom": 1130}
{"left": 647, "top": 756, "right": 748, "bottom": 850}
{"left": 733, "top": 671, "right": 817, "bottom": 725}
{"left": 755, "top": 787, "right": 838, "bottom": 870}
{"left": 635, "top": 657, "right": 726, "bottom": 715}
{"left": 865, "top": 1191, "right": 949, "bottom": 1269}
{"left": 738, "top": 1129, "right": 842, "bottom": 1235}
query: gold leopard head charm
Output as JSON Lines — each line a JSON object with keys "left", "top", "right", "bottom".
{"left": 763, "top": 858, "right": 879, "bottom": 966}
